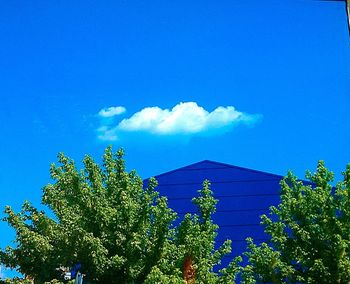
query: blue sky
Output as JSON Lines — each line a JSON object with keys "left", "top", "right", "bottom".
{"left": 0, "top": 0, "right": 350, "bottom": 277}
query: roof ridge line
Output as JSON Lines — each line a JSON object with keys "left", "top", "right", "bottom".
{"left": 200, "top": 160, "right": 285, "bottom": 179}
{"left": 146, "top": 160, "right": 285, "bottom": 181}
{"left": 147, "top": 160, "right": 211, "bottom": 180}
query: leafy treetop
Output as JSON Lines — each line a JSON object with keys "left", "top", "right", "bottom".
{"left": 242, "top": 161, "right": 350, "bottom": 284}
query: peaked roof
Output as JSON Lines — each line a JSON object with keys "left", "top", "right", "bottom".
{"left": 146, "top": 160, "right": 285, "bottom": 266}
{"left": 155, "top": 159, "right": 284, "bottom": 184}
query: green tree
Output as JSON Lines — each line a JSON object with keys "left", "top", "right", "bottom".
{"left": 241, "top": 161, "right": 350, "bottom": 284}
{"left": 145, "top": 180, "right": 241, "bottom": 284}
{"left": 1, "top": 148, "right": 241, "bottom": 284}
{"left": 1, "top": 147, "right": 176, "bottom": 283}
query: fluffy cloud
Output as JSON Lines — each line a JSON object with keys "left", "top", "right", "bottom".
{"left": 98, "top": 106, "right": 126, "bottom": 118}
{"left": 97, "top": 102, "right": 261, "bottom": 141}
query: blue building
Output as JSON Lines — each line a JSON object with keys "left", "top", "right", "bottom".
{"left": 149, "top": 160, "right": 284, "bottom": 266}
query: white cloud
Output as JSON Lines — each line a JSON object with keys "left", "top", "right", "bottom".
{"left": 98, "top": 106, "right": 126, "bottom": 118}
{"left": 97, "top": 102, "right": 261, "bottom": 141}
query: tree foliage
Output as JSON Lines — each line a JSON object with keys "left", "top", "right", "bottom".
{"left": 242, "top": 161, "right": 350, "bottom": 284}
{"left": 7, "top": 147, "right": 348, "bottom": 283}
{"left": 1, "top": 147, "right": 176, "bottom": 283}
{"left": 1, "top": 148, "right": 240, "bottom": 283}
{"left": 145, "top": 180, "right": 241, "bottom": 283}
